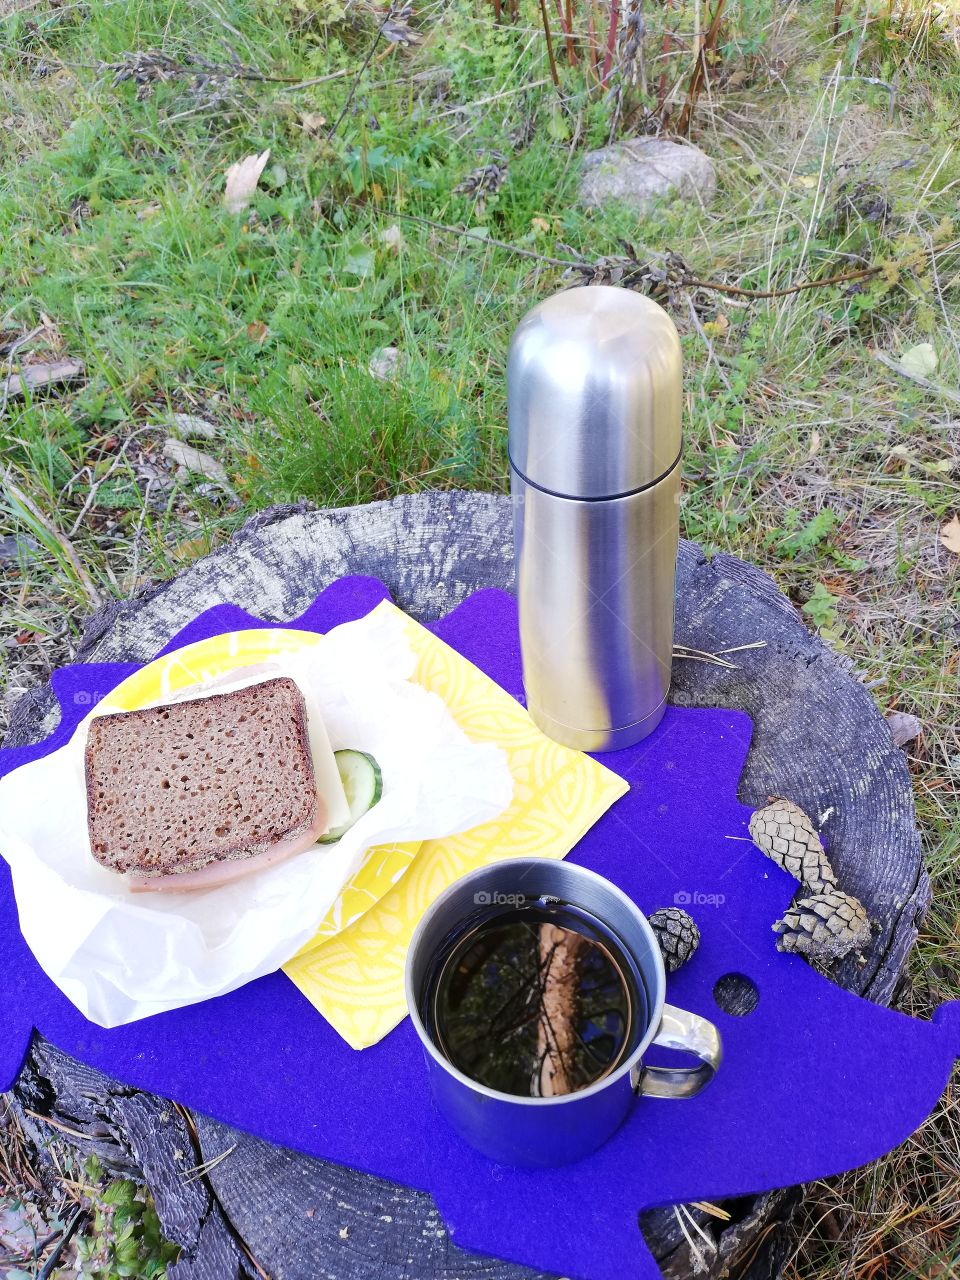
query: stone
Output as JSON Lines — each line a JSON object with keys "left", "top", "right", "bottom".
{"left": 0, "top": 534, "right": 38, "bottom": 563}
{"left": 368, "top": 346, "right": 401, "bottom": 382}
{"left": 578, "top": 138, "right": 716, "bottom": 214}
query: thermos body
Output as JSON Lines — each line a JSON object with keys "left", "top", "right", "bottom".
{"left": 508, "top": 287, "right": 683, "bottom": 752}
{"left": 511, "top": 466, "right": 680, "bottom": 751}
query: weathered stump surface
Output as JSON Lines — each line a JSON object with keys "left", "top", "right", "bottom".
{"left": 4, "top": 492, "right": 927, "bottom": 1280}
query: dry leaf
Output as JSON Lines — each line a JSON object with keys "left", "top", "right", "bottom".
{"left": 38, "top": 312, "right": 63, "bottom": 351}
{"left": 224, "top": 149, "right": 270, "bottom": 214}
{"left": 898, "top": 343, "right": 937, "bottom": 379}
{"left": 3, "top": 358, "right": 84, "bottom": 399}
{"left": 702, "top": 314, "right": 729, "bottom": 339}
{"left": 171, "top": 535, "right": 214, "bottom": 563}
{"left": 940, "top": 514, "right": 960, "bottom": 555}
{"left": 168, "top": 412, "right": 218, "bottom": 440}
{"left": 162, "top": 438, "right": 229, "bottom": 484}
{"left": 246, "top": 321, "right": 269, "bottom": 345}
{"left": 886, "top": 711, "right": 922, "bottom": 747}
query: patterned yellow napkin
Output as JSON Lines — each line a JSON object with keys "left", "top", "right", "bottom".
{"left": 283, "top": 601, "right": 629, "bottom": 1049}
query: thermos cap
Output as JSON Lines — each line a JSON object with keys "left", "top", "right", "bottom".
{"left": 507, "top": 286, "right": 682, "bottom": 499}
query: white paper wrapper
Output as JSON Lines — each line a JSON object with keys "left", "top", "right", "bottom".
{"left": 0, "top": 608, "right": 513, "bottom": 1028}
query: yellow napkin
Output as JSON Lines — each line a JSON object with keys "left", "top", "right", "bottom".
{"left": 283, "top": 601, "right": 629, "bottom": 1049}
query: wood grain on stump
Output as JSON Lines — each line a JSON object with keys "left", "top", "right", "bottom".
{"left": 3, "top": 492, "right": 926, "bottom": 1280}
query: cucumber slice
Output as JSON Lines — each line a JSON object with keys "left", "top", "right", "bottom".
{"left": 319, "top": 750, "right": 383, "bottom": 843}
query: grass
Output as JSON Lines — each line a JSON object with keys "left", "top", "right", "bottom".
{"left": 1, "top": 0, "right": 959, "bottom": 1274}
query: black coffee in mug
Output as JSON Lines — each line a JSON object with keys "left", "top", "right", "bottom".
{"left": 421, "top": 897, "right": 649, "bottom": 1098}
{"left": 407, "top": 861, "right": 722, "bottom": 1166}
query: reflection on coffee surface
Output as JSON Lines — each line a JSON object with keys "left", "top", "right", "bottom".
{"left": 423, "top": 899, "right": 648, "bottom": 1097}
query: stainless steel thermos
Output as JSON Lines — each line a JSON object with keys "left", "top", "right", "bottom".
{"left": 508, "top": 286, "right": 682, "bottom": 752}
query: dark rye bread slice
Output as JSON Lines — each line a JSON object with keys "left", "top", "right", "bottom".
{"left": 85, "top": 677, "right": 319, "bottom": 879}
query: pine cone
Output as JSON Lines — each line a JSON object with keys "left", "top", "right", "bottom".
{"left": 773, "top": 888, "right": 871, "bottom": 962}
{"left": 649, "top": 908, "right": 700, "bottom": 973}
{"left": 454, "top": 154, "right": 508, "bottom": 208}
{"left": 749, "top": 797, "right": 837, "bottom": 894}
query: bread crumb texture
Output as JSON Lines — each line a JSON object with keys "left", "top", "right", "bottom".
{"left": 85, "top": 677, "right": 317, "bottom": 876}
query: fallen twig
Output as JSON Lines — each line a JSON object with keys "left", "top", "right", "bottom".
{"left": 277, "top": 68, "right": 352, "bottom": 91}
{"left": 2, "top": 358, "right": 85, "bottom": 403}
{"left": 434, "top": 78, "right": 550, "bottom": 118}
{"left": 327, "top": 4, "right": 418, "bottom": 139}
{"left": 362, "top": 205, "right": 582, "bottom": 268}
{"left": 0, "top": 323, "right": 44, "bottom": 360}
{"left": 67, "top": 426, "right": 157, "bottom": 538}
{"left": 37, "top": 1208, "right": 88, "bottom": 1280}
{"left": 682, "top": 263, "right": 881, "bottom": 299}
{"left": 326, "top": 29, "right": 383, "bottom": 140}
{"left": 673, "top": 639, "right": 768, "bottom": 669}
{"left": 348, "top": 207, "right": 959, "bottom": 308}
{"left": 686, "top": 295, "right": 733, "bottom": 396}
{"left": 0, "top": 324, "right": 45, "bottom": 416}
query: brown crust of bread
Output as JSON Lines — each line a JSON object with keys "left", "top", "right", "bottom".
{"left": 84, "top": 677, "right": 318, "bottom": 879}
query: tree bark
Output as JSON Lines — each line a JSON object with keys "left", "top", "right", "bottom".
{"left": 536, "top": 925, "right": 587, "bottom": 1097}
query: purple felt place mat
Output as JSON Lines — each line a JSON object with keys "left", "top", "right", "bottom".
{"left": 1, "top": 577, "right": 958, "bottom": 1280}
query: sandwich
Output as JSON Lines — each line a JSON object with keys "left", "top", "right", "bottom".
{"left": 85, "top": 676, "right": 332, "bottom": 892}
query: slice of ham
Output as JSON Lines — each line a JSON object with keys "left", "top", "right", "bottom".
{"left": 128, "top": 799, "right": 329, "bottom": 894}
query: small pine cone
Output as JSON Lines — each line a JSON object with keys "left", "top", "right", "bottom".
{"left": 649, "top": 907, "right": 700, "bottom": 973}
{"left": 749, "top": 797, "right": 837, "bottom": 894}
{"left": 773, "top": 888, "right": 871, "bottom": 963}
{"left": 455, "top": 154, "right": 508, "bottom": 203}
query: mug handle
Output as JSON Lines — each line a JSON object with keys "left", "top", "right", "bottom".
{"left": 630, "top": 1004, "right": 722, "bottom": 1099}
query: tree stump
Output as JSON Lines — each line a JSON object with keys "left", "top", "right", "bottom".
{"left": 3, "top": 492, "right": 927, "bottom": 1280}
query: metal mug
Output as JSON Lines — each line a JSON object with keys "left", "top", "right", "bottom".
{"left": 405, "top": 858, "right": 722, "bottom": 1167}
